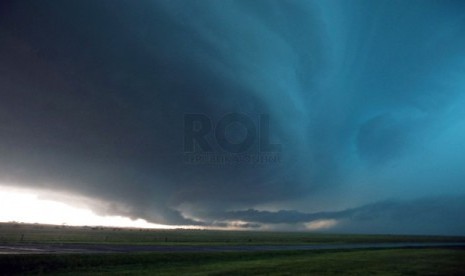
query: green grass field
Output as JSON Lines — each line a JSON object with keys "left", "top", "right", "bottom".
{"left": 1, "top": 248, "right": 464, "bottom": 275}
{"left": 1, "top": 223, "right": 464, "bottom": 275}
{"left": 2, "top": 222, "right": 465, "bottom": 245}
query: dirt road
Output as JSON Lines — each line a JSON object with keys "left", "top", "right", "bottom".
{"left": 1, "top": 242, "right": 464, "bottom": 254}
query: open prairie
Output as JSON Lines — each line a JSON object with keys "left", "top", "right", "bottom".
{"left": 2, "top": 222, "right": 465, "bottom": 246}
{"left": 1, "top": 223, "right": 464, "bottom": 274}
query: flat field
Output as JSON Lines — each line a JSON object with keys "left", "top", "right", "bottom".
{"left": 2, "top": 222, "right": 464, "bottom": 245}
{"left": 0, "top": 223, "right": 464, "bottom": 275}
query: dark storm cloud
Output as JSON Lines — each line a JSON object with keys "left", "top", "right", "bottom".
{"left": 1, "top": 0, "right": 465, "bottom": 233}
{"left": 204, "top": 195, "right": 465, "bottom": 235}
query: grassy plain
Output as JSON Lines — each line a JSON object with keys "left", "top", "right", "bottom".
{"left": 1, "top": 223, "right": 464, "bottom": 275}
{"left": 1, "top": 222, "right": 465, "bottom": 245}
{"left": 1, "top": 248, "right": 464, "bottom": 275}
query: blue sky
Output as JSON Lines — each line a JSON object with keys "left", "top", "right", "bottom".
{"left": 1, "top": 0, "right": 465, "bottom": 234}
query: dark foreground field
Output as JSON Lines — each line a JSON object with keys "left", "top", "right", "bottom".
{"left": 1, "top": 223, "right": 464, "bottom": 275}
{"left": 1, "top": 248, "right": 464, "bottom": 275}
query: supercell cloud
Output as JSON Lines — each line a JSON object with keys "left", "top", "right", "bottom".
{"left": 1, "top": 0, "right": 465, "bottom": 234}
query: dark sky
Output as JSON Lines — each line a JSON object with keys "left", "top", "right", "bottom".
{"left": 1, "top": 0, "right": 465, "bottom": 235}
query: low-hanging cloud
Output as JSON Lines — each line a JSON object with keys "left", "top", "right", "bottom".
{"left": 1, "top": 0, "right": 465, "bottom": 233}
{"left": 203, "top": 195, "right": 465, "bottom": 235}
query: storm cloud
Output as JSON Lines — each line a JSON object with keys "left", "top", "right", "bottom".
{"left": 1, "top": 0, "right": 465, "bottom": 234}
{"left": 205, "top": 195, "right": 465, "bottom": 235}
